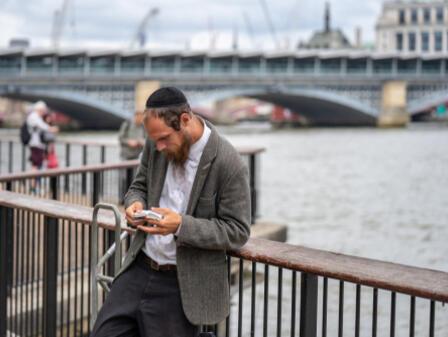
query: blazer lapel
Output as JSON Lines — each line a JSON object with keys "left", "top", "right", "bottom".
{"left": 186, "top": 123, "right": 219, "bottom": 215}
{"left": 148, "top": 151, "right": 168, "bottom": 207}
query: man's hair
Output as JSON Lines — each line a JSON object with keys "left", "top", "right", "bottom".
{"left": 145, "top": 103, "right": 192, "bottom": 131}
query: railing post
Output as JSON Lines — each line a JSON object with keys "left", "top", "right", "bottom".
{"left": 4, "top": 185, "right": 13, "bottom": 300}
{"left": 92, "top": 171, "right": 100, "bottom": 206}
{"left": 100, "top": 146, "right": 106, "bottom": 196}
{"left": 100, "top": 145, "right": 106, "bottom": 164}
{"left": 65, "top": 143, "right": 71, "bottom": 167}
{"left": 92, "top": 171, "right": 116, "bottom": 276}
{"left": 50, "top": 176, "right": 58, "bottom": 200}
{"left": 126, "top": 167, "right": 134, "bottom": 191}
{"left": 64, "top": 143, "right": 70, "bottom": 192}
{"left": 119, "top": 167, "right": 134, "bottom": 205}
{"left": 21, "top": 144, "right": 26, "bottom": 171}
{"left": 0, "top": 206, "right": 12, "bottom": 337}
{"left": 8, "top": 141, "right": 13, "bottom": 173}
{"left": 300, "top": 273, "right": 318, "bottom": 337}
{"left": 43, "top": 216, "right": 58, "bottom": 337}
{"left": 249, "top": 153, "right": 258, "bottom": 224}
{"left": 82, "top": 144, "right": 87, "bottom": 195}
{"left": 83, "top": 144, "right": 88, "bottom": 166}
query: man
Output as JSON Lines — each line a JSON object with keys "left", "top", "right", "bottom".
{"left": 118, "top": 110, "right": 146, "bottom": 160}
{"left": 26, "top": 101, "right": 58, "bottom": 171}
{"left": 91, "top": 87, "right": 251, "bottom": 337}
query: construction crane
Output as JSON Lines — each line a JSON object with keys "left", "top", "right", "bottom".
{"left": 207, "top": 15, "right": 219, "bottom": 51}
{"left": 242, "top": 11, "right": 257, "bottom": 48}
{"left": 258, "top": 0, "right": 280, "bottom": 49}
{"left": 51, "top": 0, "right": 72, "bottom": 49}
{"left": 129, "top": 7, "right": 159, "bottom": 49}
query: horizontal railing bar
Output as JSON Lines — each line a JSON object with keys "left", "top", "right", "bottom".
{"left": 233, "top": 146, "right": 265, "bottom": 155}
{"left": 0, "top": 136, "right": 265, "bottom": 156}
{"left": 0, "top": 190, "right": 133, "bottom": 234}
{"left": 0, "top": 160, "right": 139, "bottom": 181}
{"left": 0, "top": 136, "right": 117, "bottom": 147}
{"left": 0, "top": 146, "right": 264, "bottom": 181}
{"left": 229, "top": 239, "right": 448, "bottom": 303}
{"left": 1, "top": 190, "right": 447, "bottom": 303}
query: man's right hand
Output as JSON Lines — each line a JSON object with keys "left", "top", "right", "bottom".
{"left": 125, "top": 201, "right": 144, "bottom": 228}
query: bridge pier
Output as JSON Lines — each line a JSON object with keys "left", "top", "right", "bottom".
{"left": 378, "top": 81, "right": 409, "bottom": 128}
{"left": 135, "top": 80, "right": 160, "bottom": 111}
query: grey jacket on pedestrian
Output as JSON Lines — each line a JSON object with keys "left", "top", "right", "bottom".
{"left": 118, "top": 120, "right": 145, "bottom": 160}
{"left": 118, "top": 120, "right": 251, "bottom": 325}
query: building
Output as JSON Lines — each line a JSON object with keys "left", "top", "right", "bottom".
{"left": 298, "top": 2, "right": 353, "bottom": 50}
{"left": 376, "top": 0, "right": 448, "bottom": 53}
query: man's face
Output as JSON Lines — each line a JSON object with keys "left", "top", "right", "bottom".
{"left": 145, "top": 115, "right": 192, "bottom": 166}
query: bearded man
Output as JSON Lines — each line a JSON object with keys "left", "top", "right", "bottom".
{"left": 90, "top": 87, "right": 251, "bottom": 337}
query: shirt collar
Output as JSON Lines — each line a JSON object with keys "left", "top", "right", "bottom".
{"left": 188, "top": 119, "right": 211, "bottom": 163}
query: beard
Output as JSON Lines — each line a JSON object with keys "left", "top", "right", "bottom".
{"left": 163, "top": 131, "right": 192, "bottom": 167}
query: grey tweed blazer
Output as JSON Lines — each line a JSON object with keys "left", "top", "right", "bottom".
{"left": 117, "top": 120, "right": 251, "bottom": 325}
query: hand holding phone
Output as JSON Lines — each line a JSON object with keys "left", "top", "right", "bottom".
{"left": 133, "top": 209, "right": 164, "bottom": 221}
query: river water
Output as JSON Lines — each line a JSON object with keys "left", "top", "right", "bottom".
{"left": 225, "top": 123, "right": 448, "bottom": 271}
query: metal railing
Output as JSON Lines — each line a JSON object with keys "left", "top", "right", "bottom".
{"left": 0, "top": 138, "right": 117, "bottom": 174}
{"left": 0, "top": 191, "right": 127, "bottom": 337}
{"left": 0, "top": 191, "right": 447, "bottom": 337}
{"left": 0, "top": 145, "right": 263, "bottom": 223}
{"left": 0, "top": 160, "right": 138, "bottom": 207}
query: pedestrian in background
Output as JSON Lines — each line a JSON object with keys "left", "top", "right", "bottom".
{"left": 118, "top": 110, "right": 145, "bottom": 160}
{"left": 118, "top": 109, "right": 146, "bottom": 202}
{"left": 25, "top": 101, "right": 59, "bottom": 192}
{"left": 26, "top": 101, "right": 59, "bottom": 170}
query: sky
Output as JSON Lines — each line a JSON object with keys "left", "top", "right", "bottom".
{"left": 0, "top": 0, "right": 385, "bottom": 51}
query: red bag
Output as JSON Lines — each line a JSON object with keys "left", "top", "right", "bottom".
{"left": 47, "top": 150, "right": 59, "bottom": 169}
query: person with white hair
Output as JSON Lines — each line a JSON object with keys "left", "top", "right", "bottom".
{"left": 26, "top": 101, "right": 59, "bottom": 172}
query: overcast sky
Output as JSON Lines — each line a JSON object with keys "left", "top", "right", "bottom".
{"left": 0, "top": 0, "right": 385, "bottom": 51}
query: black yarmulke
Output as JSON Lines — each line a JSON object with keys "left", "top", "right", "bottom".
{"left": 146, "top": 87, "right": 188, "bottom": 108}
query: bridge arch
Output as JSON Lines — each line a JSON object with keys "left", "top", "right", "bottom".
{"left": 0, "top": 87, "right": 127, "bottom": 129}
{"left": 408, "top": 89, "right": 448, "bottom": 116}
{"left": 189, "top": 88, "right": 378, "bottom": 126}
{"left": 0, "top": 86, "right": 380, "bottom": 128}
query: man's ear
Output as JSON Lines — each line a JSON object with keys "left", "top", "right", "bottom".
{"left": 180, "top": 112, "right": 191, "bottom": 126}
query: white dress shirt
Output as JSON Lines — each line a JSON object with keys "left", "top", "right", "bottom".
{"left": 142, "top": 122, "right": 211, "bottom": 265}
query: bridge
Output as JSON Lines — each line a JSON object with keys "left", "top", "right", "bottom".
{"left": 0, "top": 48, "right": 447, "bottom": 128}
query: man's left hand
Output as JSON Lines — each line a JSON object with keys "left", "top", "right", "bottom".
{"left": 137, "top": 207, "right": 181, "bottom": 235}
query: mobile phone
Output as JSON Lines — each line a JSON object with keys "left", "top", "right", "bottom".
{"left": 133, "top": 210, "right": 163, "bottom": 221}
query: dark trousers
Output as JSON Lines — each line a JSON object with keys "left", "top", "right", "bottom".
{"left": 91, "top": 255, "right": 198, "bottom": 337}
